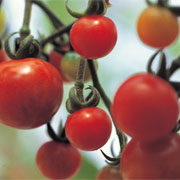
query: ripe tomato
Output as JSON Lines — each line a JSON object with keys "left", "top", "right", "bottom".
{"left": 70, "top": 15, "right": 117, "bottom": 59}
{"left": 36, "top": 141, "right": 82, "bottom": 180}
{"left": 61, "top": 51, "right": 98, "bottom": 82}
{"left": 121, "top": 133, "right": 180, "bottom": 179}
{"left": 65, "top": 107, "right": 112, "bottom": 151}
{"left": 112, "top": 73, "right": 179, "bottom": 142}
{"left": 49, "top": 50, "right": 69, "bottom": 82}
{"left": 0, "top": 58, "right": 63, "bottom": 129}
{"left": 137, "top": 6, "right": 179, "bottom": 48}
{"left": 96, "top": 165, "right": 123, "bottom": 180}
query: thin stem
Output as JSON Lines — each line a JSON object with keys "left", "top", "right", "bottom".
{"left": 20, "top": 0, "right": 32, "bottom": 37}
{"left": 41, "top": 23, "right": 73, "bottom": 49}
{"left": 74, "top": 58, "right": 87, "bottom": 102}
{"left": 31, "top": 0, "right": 64, "bottom": 28}
{"left": 87, "top": 59, "right": 127, "bottom": 153}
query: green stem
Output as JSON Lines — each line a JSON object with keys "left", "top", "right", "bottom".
{"left": 31, "top": 0, "right": 64, "bottom": 28}
{"left": 20, "top": 0, "right": 32, "bottom": 38}
{"left": 41, "top": 23, "right": 73, "bottom": 49}
{"left": 87, "top": 59, "right": 127, "bottom": 153}
{"left": 75, "top": 58, "right": 87, "bottom": 102}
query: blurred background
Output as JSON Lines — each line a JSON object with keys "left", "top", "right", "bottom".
{"left": 0, "top": 0, "right": 180, "bottom": 179}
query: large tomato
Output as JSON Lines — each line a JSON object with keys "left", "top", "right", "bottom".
{"left": 65, "top": 107, "right": 112, "bottom": 151}
{"left": 0, "top": 58, "right": 63, "bottom": 129}
{"left": 137, "top": 5, "right": 179, "bottom": 48}
{"left": 36, "top": 141, "right": 82, "bottom": 180}
{"left": 121, "top": 133, "right": 180, "bottom": 179}
{"left": 70, "top": 15, "right": 117, "bottom": 59}
{"left": 112, "top": 73, "right": 179, "bottom": 142}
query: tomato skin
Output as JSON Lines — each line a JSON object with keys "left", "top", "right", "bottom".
{"left": 70, "top": 15, "right": 117, "bottom": 59}
{"left": 96, "top": 165, "right": 123, "bottom": 180}
{"left": 65, "top": 107, "right": 112, "bottom": 151}
{"left": 112, "top": 73, "right": 179, "bottom": 142}
{"left": 61, "top": 51, "right": 98, "bottom": 82}
{"left": 121, "top": 133, "right": 180, "bottom": 179}
{"left": 0, "top": 58, "right": 63, "bottom": 129}
{"left": 36, "top": 141, "right": 82, "bottom": 180}
{"left": 137, "top": 6, "right": 179, "bottom": 48}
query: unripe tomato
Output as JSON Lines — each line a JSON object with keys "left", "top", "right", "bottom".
{"left": 65, "top": 107, "right": 112, "bottom": 151}
{"left": 49, "top": 50, "right": 69, "bottom": 82}
{"left": 112, "top": 73, "right": 179, "bottom": 142}
{"left": 70, "top": 15, "right": 117, "bottom": 59}
{"left": 0, "top": 9, "right": 6, "bottom": 35}
{"left": 61, "top": 51, "right": 98, "bottom": 82}
{"left": 121, "top": 133, "right": 180, "bottom": 179}
{"left": 96, "top": 165, "right": 123, "bottom": 180}
{"left": 0, "top": 58, "right": 63, "bottom": 129}
{"left": 137, "top": 6, "right": 179, "bottom": 48}
{"left": 36, "top": 141, "right": 82, "bottom": 180}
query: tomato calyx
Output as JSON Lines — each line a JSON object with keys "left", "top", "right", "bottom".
{"left": 65, "top": 0, "right": 107, "bottom": 18}
{"left": 4, "top": 32, "right": 41, "bottom": 59}
{"left": 66, "top": 85, "right": 100, "bottom": 113}
{"left": 47, "top": 121, "right": 69, "bottom": 144}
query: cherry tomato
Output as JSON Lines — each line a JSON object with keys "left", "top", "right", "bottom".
{"left": 70, "top": 15, "right": 117, "bottom": 59}
{"left": 0, "top": 58, "right": 63, "bottom": 129}
{"left": 49, "top": 50, "right": 69, "bottom": 82}
{"left": 121, "top": 133, "right": 180, "bottom": 179}
{"left": 0, "top": 9, "right": 6, "bottom": 35}
{"left": 36, "top": 141, "right": 82, "bottom": 180}
{"left": 137, "top": 6, "right": 179, "bottom": 48}
{"left": 65, "top": 107, "right": 112, "bottom": 151}
{"left": 112, "top": 73, "right": 179, "bottom": 142}
{"left": 96, "top": 165, "right": 123, "bottom": 180}
{"left": 61, "top": 51, "right": 98, "bottom": 82}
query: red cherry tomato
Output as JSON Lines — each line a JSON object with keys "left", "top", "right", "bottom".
{"left": 112, "top": 73, "right": 179, "bottom": 142}
{"left": 65, "top": 107, "right": 112, "bottom": 151}
{"left": 70, "top": 15, "right": 117, "bottom": 59}
{"left": 49, "top": 50, "right": 69, "bottom": 82}
{"left": 121, "top": 133, "right": 180, "bottom": 179}
{"left": 36, "top": 141, "right": 82, "bottom": 180}
{"left": 96, "top": 165, "right": 123, "bottom": 180}
{"left": 137, "top": 6, "right": 179, "bottom": 48}
{"left": 0, "top": 58, "right": 63, "bottom": 129}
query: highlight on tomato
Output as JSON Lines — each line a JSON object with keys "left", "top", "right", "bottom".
{"left": 49, "top": 50, "right": 69, "bottom": 82}
{"left": 65, "top": 107, "right": 112, "bottom": 151}
{"left": 137, "top": 5, "right": 179, "bottom": 48}
{"left": 121, "top": 133, "right": 180, "bottom": 179}
{"left": 36, "top": 141, "right": 82, "bottom": 180}
{"left": 70, "top": 15, "right": 117, "bottom": 59}
{"left": 61, "top": 51, "right": 98, "bottom": 82}
{"left": 111, "top": 73, "right": 179, "bottom": 142}
{"left": 96, "top": 165, "right": 123, "bottom": 180}
{"left": 0, "top": 58, "right": 63, "bottom": 129}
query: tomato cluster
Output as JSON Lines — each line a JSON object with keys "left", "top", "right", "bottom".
{"left": 1, "top": 0, "right": 180, "bottom": 179}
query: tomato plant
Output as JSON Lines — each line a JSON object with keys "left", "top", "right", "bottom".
{"left": 137, "top": 5, "right": 179, "bottom": 48}
{"left": 96, "top": 165, "right": 123, "bottom": 180}
{"left": 70, "top": 15, "right": 117, "bottom": 59}
{"left": 49, "top": 50, "right": 69, "bottom": 82}
{"left": 0, "top": 58, "right": 63, "bottom": 129}
{"left": 65, "top": 107, "right": 112, "bottom": 151}
{"left": 61, "top": 51, "right": 98, "bottom": 82}
{"left": 112, "top": 73, "right": 179, "bottom": 142}
{"left": 36, "top": 141, "right": 82, "bottom": 180}
{"left": 121, "top": 133, "right": 180, "bottom": 179}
